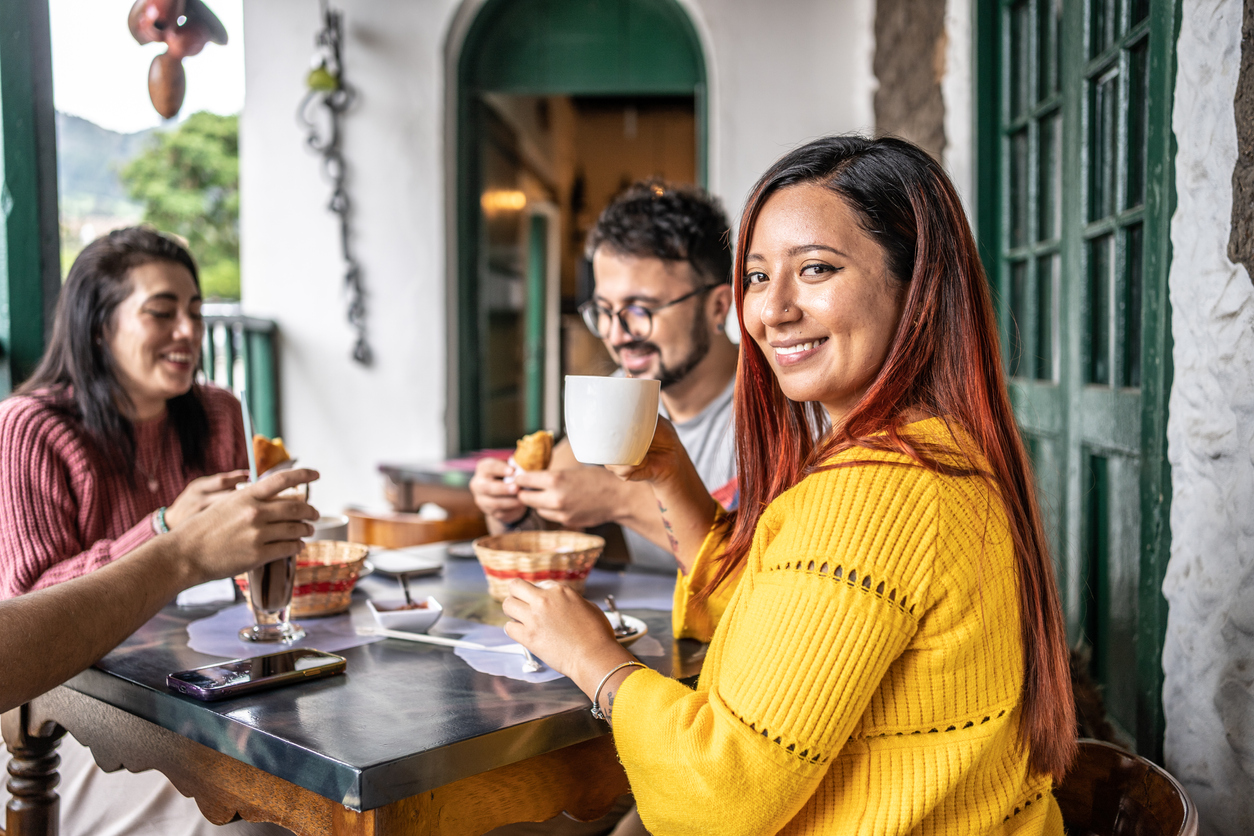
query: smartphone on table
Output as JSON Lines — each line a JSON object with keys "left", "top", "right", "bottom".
{"left": 167, "top": 649, "right": 346, "bottom": 701}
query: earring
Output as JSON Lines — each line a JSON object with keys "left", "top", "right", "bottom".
{"left": 716, "top": 323, "right": 725, "bottom": 334}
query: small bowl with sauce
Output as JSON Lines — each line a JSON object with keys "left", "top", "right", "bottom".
{"left": 367, "top": 596, "right": 443, "bottom": 633}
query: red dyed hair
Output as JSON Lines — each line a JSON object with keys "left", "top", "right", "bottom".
{"left": 709, "top": 135, "right": 1076, "bottom": 782}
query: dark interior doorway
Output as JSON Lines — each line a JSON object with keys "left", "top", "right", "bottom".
{"left": 455, "top": 0, "right": 705, "bottom": 451}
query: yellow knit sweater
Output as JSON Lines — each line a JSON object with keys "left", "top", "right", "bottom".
{"left": 613, "top": 418, "right": 1063, "bottom": 835}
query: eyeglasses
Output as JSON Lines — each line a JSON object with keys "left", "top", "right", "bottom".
{"left": 577, "top": 285, "right": 715, "bottom": 341}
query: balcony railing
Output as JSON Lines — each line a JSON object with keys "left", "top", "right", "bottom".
{"left": 202, "top": 305, "right": 280, "bottom": 439}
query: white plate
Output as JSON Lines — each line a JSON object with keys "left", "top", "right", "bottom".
{"left": 358, "top": 560, "right": 374, "bottom": 579}
{"left": 446, "top": 540, "right": 477, "bottom": 559}
{"left": 369, "top": 543, "right": 447, "bottom": 576}
{"left": 607, "top": 613, "right": 648, "bottom": 647}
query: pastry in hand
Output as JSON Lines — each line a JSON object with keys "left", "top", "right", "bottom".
{"left": 253, "top": 434, "right": 291, "bottom": 475}
{"left": 514, "top": 430, "right": 553, "bottom": 471}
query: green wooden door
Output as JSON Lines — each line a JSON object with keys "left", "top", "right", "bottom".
{"left": 977, "top": 0, "right": 1176, "bottom": 759}
{"left": 455, "top": 0, "right": 706, "bottom": 451}
{"left": 0, "top": 0, "right": 60, "bottom": 394}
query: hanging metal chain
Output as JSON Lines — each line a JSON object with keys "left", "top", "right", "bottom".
{"left": 297, "top": 1, "right": 372, "bottom": 365}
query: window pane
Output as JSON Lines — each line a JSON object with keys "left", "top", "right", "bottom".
{"left": 1010, "top": 260, "right": 1028, "bottom": 377}
{"left": 1122, "top": 224, "right": 1143, "bottom": 387}
{"left": 1011, "top": 129, "right": 1029, "bottom": 248}
{"left": 1091, "top": 0, "right": 1118, "bottom": 58}
{"left": 1010, "top": 1, "right": 1031, "bottom": 118}
{"left": 1089, "top": 235, "right": 1113, "bottom": 384}
{"left": 1127, "top": 41, "right": 1148, "bottom": 208}
{"left": 1038, "top": 0, "right": 1062, "bottom": 98}
{"left": 1038, "top": 111, "right": 1062, "bottom": 241}
{"left": 1036, "top": 253, "right": 1058, "bottom": 380}
{"left": 1089, "top": 66, "right": 1118, "bottom": 222}
{"left": 1131, "top": 0, "right": 1150, "bottom": 25}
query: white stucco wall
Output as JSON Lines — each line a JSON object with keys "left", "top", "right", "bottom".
{"left": 941, "top": 0, "right": 973, "bottom": 214}
{"left": 1162, "top": 1, "right": 1254, "bottom": 833}
{"left": 241, "top": 0, "right": 875, "bottom": 514}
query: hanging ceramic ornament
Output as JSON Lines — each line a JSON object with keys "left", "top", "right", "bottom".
{"left": 128, "top": 0, "right": 228, "bottom": 119}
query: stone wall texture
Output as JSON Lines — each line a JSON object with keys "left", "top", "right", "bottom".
{"left": 1229, "top": 0, "right": 1254, "bottom": 275}
{"left": 1163, "top": 1, "right": 1254, "bottom": 832}
{"left": 873, "top": 0, "right": 947, "bottom": 160}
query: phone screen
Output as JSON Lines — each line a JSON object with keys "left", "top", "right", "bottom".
{"left": 168, "top": 649, "right": 345, "bottom": 700}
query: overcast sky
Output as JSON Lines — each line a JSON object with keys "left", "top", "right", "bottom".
{"left": 50, "top": 0, "right": 245, "bottom": 134}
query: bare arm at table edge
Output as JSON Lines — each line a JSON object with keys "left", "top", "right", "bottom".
{"left": 607, "top": 418, "right": 718, "bottom": 574}
{"left": 0, "top": 468, "right": 319, "bottom": 714}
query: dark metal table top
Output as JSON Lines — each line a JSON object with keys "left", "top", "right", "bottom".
{"left": 63, "top": 547, "right": 703, "bottom": 812}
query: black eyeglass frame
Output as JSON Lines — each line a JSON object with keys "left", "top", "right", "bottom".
{"left": 577, "top": 284, "right": 717, "bottom": 341}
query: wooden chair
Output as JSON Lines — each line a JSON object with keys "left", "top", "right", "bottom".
{"left": 1055, "top": 739, "right": 1198, "bottom": 836}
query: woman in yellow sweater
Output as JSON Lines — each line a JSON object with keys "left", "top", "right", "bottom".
{"left": 503, "top": 135, "right": 1076, "bottom": 835}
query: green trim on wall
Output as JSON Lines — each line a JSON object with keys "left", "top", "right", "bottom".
{"left": 1133, "top": 0, "right": 1179, "bottom": 765}
{"left": 524, "top": 213, "right": 547, "bottom": 433}
{"left": 454, "top": 0, "right": 707, "bottom": 451}
{"left": 464, "top": 0, "right": 703, "bottom": 96}
{"left": 0, "top": 0, "right": 59, "bottom": 393}
{"left": 974, "top": 0, "right": 1004, "bottom": 318}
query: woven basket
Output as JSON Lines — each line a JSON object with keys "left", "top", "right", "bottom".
{"left": 473, "top": 530, "right": 604, "bottom": 601}
{"left": 235, "top": 540, "right": 369, "bottom": 618}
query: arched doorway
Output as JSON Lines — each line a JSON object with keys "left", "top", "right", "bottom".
{"left": 454, "top": 0, "right": 706, "bottom": 451}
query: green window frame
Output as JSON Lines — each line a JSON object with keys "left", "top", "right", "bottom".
{"left": 0, "top": 0, "right": 60, "bottom": 394}
{"left": 975, "top": 0, "right": 1177, "bottom": 761}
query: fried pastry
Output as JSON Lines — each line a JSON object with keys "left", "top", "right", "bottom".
{"left": 514, "top": 430, "right": 553, "bottom": 471}
{"left": 253, "top": 434, "right": 291, "bottom": 475}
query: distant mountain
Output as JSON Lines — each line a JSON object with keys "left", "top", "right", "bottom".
{"left": 55, "top": 111, "right": 157, "bottom": 216}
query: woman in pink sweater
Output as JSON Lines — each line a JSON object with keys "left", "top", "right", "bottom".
{"left": 0, "top": 227, "right": 250, "bottom": 597}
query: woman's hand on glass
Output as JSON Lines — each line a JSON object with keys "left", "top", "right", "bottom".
{"left": 171, "top": 468, "right": 320, "bottom": 586}
{"left": 502, "top": 579, "right": 631, "bottom": 685}
{"left": 163, "top": 469, "right": 250, "bottom": 530}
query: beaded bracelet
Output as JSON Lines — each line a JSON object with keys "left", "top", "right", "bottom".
{"left": 590, "top": 661, "right": 646, "bottom": 721}
{"left": 153, "top": 506, "right": 170, "bottom": 535}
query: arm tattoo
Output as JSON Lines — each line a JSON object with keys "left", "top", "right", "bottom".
{"left": 606, "top": 690, "right": 617, "bottom": 725}
{"left": 658, "top": 500, "right": 679, "bottom": 555}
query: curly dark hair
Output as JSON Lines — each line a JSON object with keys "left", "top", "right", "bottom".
{"left": 585, "top": 180, "right": 732, "bottom": 286}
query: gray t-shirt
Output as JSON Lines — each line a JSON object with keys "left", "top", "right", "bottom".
{"left": 621, "top": 375, "right": 737, "bottom": 572}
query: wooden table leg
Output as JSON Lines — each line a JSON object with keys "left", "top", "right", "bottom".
{"left": 2, "top": 704, "right": 66, "bottom": 836}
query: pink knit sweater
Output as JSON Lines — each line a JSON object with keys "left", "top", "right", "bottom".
{"left": 0, "top": 384, "right": 248, "bottom": 597}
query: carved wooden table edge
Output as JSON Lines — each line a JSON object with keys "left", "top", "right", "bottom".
{"left": 5, "top": 687, "right": 630, "bottom": 836}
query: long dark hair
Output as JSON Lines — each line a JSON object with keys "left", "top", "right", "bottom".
{"left": 17, "top": 227, "right": 210, "bottom": 478}
{"left": 716, "top": 135, "right": 1075, "bottom": 781}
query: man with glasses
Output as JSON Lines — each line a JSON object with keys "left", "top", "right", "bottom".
{"left": 470, "top": 180, "right": 738, "bottom": 573}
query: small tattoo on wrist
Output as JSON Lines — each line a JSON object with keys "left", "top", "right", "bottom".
{"left": 658, "top": 500, "right": 679, "bottom": 555}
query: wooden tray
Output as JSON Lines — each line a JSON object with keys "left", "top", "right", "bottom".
{"left": 346, "top": 508, "right": 487, "bottom": 549}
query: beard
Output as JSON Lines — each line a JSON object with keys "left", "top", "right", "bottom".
{"left": 615, "top": 310, "right": 712, "bottom": 391}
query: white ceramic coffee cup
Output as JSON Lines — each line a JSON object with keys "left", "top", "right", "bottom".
{"left": 306, "top": 514, "right": 349, "bottom": 541}
{"left": 564, "top": 375, "right": 660, "bottom": 466}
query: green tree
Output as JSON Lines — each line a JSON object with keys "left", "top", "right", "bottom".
{"left": 121, "top": 111, "right": 240, "bottom": 299}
